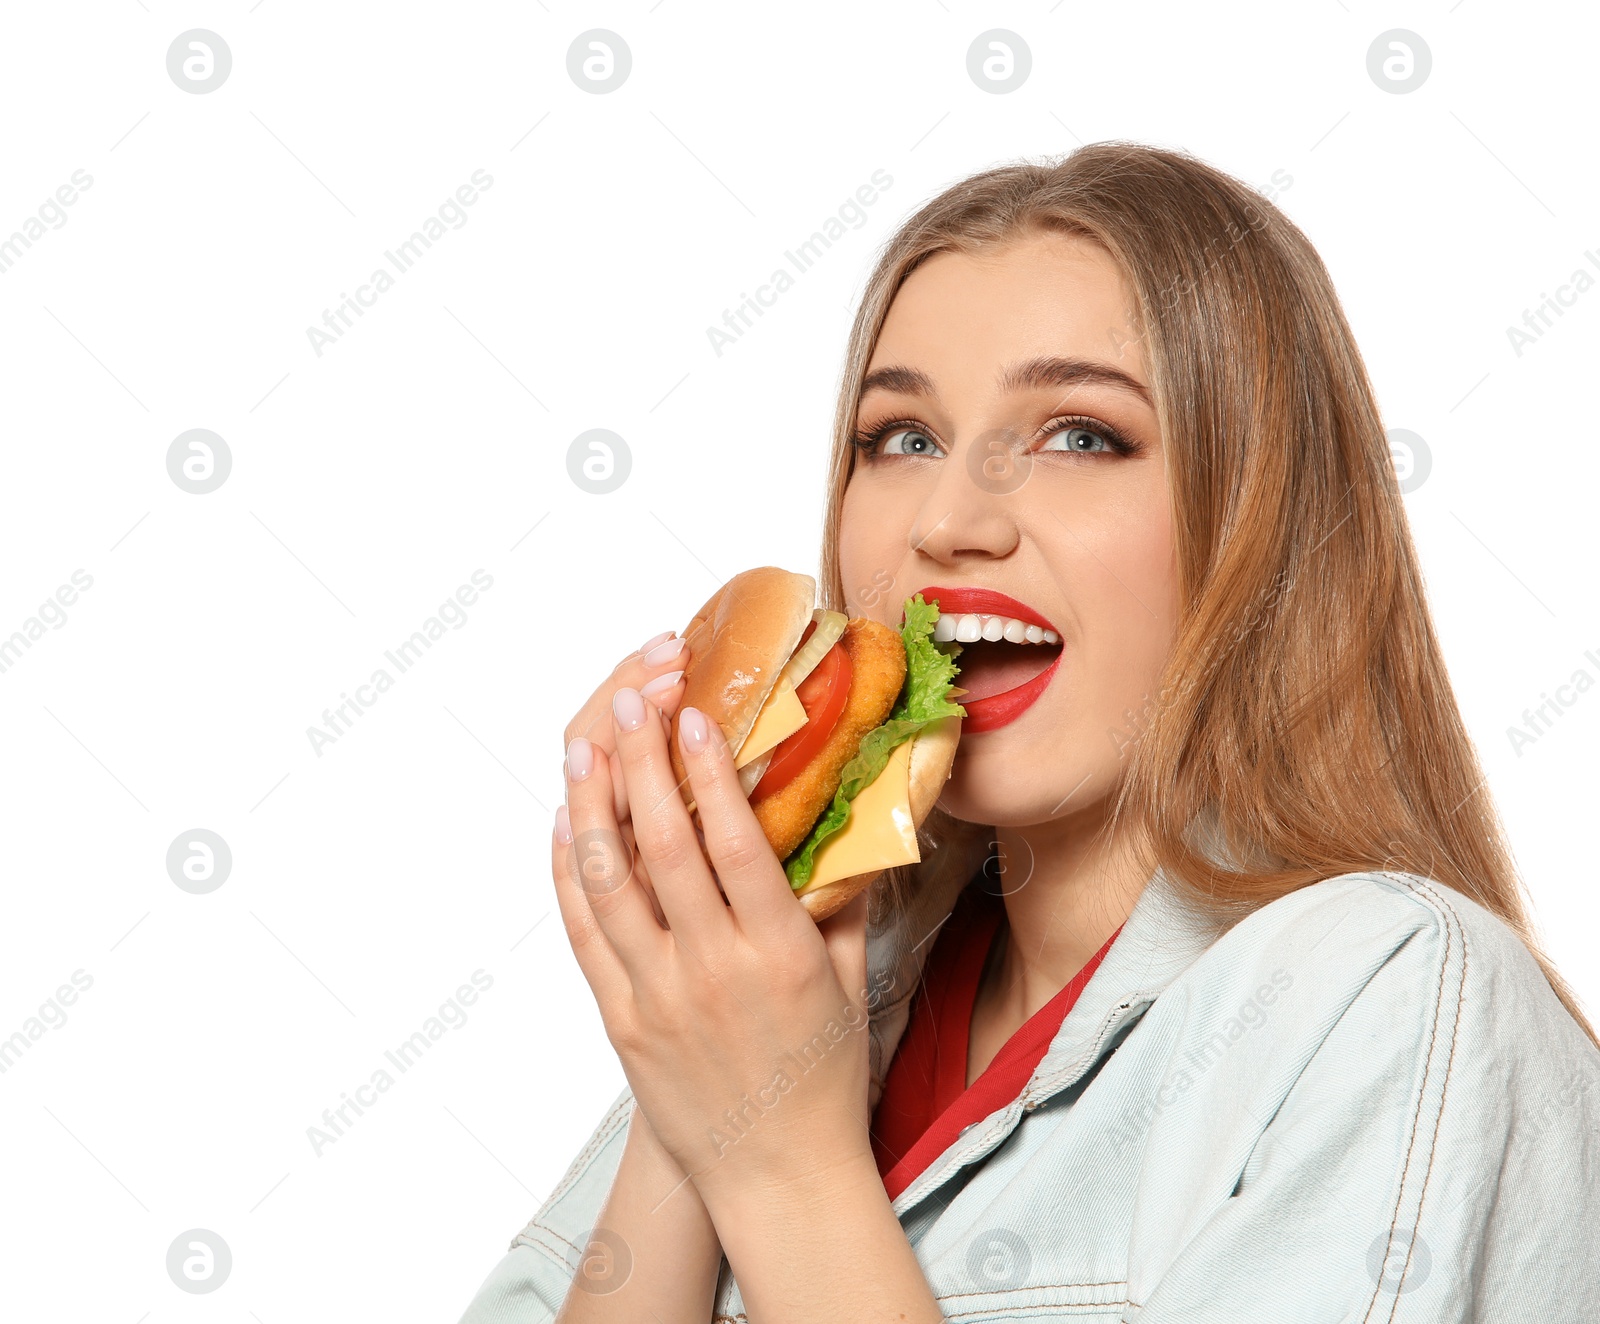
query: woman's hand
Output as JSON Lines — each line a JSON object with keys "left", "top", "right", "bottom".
{"left": 553, "top": 685, "right": 876, "bottom": 1213}
{"left": 562, "top": 629, "right": 688, "bottom": 826}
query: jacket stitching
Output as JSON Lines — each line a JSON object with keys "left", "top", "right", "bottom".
{"left": 518, "top": 1224, "right": 581, "bottom": 1272}
{"left": 509, "top": 1091, "right": 632, "bottom": 1249}
{"left": 1376, "top": 874, "right": 1469, "bottom": 1324}
{"left": 943, "top": 1279, "right": 1129, "bottom": 1297}
{"left": 1359, "top": 873, "right": 1466, "bottom": 1324}
{"left": 943, "top": 1296, "right": 1129, "bottom": 1320}
{"left": 552, "top": 1091, "right": 631, "bottom": 1204}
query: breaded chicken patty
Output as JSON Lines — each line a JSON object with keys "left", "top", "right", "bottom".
{"left": 753, "top": 617, "right": 907, "bottom": 861}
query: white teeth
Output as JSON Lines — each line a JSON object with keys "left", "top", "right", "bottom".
{"left": 932, "top": 611, "right": 1060, "bottom": 645}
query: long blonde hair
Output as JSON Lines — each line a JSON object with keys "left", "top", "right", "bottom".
{"left": 817, "top": 142, "right": 1597, "bottom": 1047}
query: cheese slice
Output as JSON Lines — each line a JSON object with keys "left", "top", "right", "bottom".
{"left": 735, "top": 678, "right": 808, "bottom": 769}
{"left": 798, "top": 737, "right": 920, "bottom": 891}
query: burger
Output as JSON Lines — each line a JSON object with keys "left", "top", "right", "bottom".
{"left": 666, "top": 566, "right": 966, "bottom": 921}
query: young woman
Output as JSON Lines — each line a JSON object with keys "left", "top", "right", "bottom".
{"left": 460, "top": 144, "right": 1600, "bottom": 1323}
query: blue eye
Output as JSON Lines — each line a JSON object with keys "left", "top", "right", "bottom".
{"left": 851, "top": 423, "right": 946, "bottom": 459}
{"left": 1045, "top": 425, "right": 1110, "bottom": 453}
{"left": 880, "top": 428, "right": 944, "bottom": 457}
{"left": 1039, "top": 417, "right": 1138, "bottom": 457}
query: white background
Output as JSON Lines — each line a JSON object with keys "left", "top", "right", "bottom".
{"left": 1, "top": 3, "right": 1596, "bottom": 1320}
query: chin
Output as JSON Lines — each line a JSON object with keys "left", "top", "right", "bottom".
{"left": 940, "top": 718, "right": 1122, "bottom": 829}
{"left": 940, "top": 766, "right": 1091, "bottom": 830}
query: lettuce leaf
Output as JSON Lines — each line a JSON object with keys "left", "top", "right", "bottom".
{"left": 784, "top": 594, "right": 965, "bottom": 891}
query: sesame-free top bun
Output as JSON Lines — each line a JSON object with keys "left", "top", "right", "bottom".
{"left": 666, "top": 566, "right": 816, "bottom": 799}
{"left": 796, "top": 711, "right": 961, "bottom": 923}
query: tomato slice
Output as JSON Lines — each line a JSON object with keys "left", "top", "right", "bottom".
{"left": 749, "top": 629, "right": 853, "bottom": 805}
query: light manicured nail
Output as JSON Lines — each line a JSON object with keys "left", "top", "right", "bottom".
{"left": 643, "top": 636, "right": 686, "bottom": 667}
{"left": 679, "top": 706, "right": 708, "bottom": 754}
{"left": 554, "top": 804, "right": 573, "bottom": 846}
{"left": 613, "top": 686, "right": 647, "bottom": 732}
{"left": 639, "top": 669, "right": 684, "bottom": 701}
{"left": 638, "top": 629, "right": 675, "bottom": 654}
{"left": 565, "top": 737, "right": 594, "bottom": 782}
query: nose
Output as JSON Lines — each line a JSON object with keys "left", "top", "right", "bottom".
{"left": 908, "top": 431, "right": 1024, "bottom": 564}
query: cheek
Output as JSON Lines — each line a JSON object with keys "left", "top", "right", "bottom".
{"left": 1114, "top": 496, "right": 1179, "bottom": 645}
{"left": 838, "top": 482, "right": 905, "bottom": 615}
{"left": 1055, "top": 485, "right": 1179, "bottom": 725}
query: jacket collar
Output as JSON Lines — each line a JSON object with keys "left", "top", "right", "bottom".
{"left": 868, "top": 861, "right": 1229, "bottom": 1215}
{"left": 1023, "top": 864, "right": 1227, "bottom": 1102}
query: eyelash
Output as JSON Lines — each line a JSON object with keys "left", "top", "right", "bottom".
{"left": 849, "top": 414, "right": 1142, "bottom": 461}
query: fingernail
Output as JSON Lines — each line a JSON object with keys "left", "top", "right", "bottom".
{"left": 638, "top": 629, "right": 675, "bottom": 654}
{"left": 643, "top": 636, "right": 686, "bottom": 667}
{"left": 639, "top": 669, "right": 684, "bottom": 701}
{"left": 565, "top": 736, "right": 594, "bottom": 782}
{"left": 554, "top": 804, "right": 573, "bottom": 846}
{"left": 613, "top": 686, "right": 647, "bottom": 732}
{"left": 679, "top": 705, "right": 708, "bottom": 754}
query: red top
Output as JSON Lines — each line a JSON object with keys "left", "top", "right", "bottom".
{"left": 870, "top": 883, "right": 1123, "bottom": 1202}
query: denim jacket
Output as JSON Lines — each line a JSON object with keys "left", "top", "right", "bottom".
{"left": 458, "top": 868, "right": 1600, "bottom": 1322}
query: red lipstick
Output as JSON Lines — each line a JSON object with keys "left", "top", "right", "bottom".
{"left": 911, "top": 586, "right": 1063, "bottom": 734}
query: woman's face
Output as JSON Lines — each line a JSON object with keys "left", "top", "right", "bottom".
{"left": 839, "top": 230, "right": 1178, "bottom": 829}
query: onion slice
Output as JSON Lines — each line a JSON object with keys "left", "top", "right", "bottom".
{"left": 777, "top": 609, "right": 846, "bottom": 693}
{"left": 737, "top": 748, "right": 774, "bottom": 796}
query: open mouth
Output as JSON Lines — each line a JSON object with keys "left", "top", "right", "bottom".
{"left": 934, "top": 612, "right": 1063, "bottom": 704}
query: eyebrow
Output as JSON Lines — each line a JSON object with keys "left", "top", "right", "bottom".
{"left": 859, "top": 355, "right": 1153, "bottom": 408}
